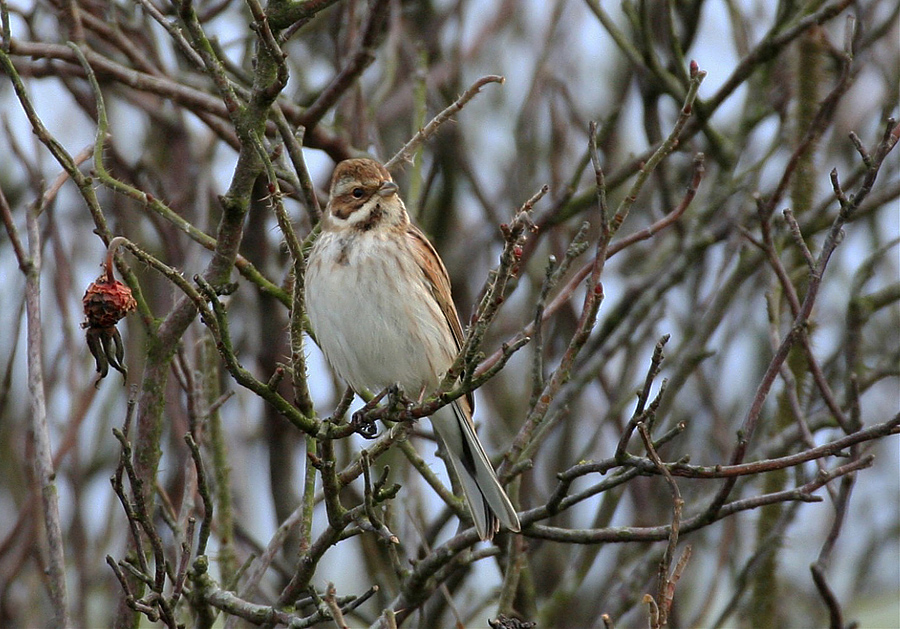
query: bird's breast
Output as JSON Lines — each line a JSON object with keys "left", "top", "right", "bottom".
{"left": 305, "top": 232, "right": 456, "bottom": 395}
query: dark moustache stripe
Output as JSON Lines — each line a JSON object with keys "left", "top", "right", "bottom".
{"left": 332, "top": 196, "right": 368, "bottom": 219}
{"left": 355, "top": 203, "right": 383, "bottom": 232}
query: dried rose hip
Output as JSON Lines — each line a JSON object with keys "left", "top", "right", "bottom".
{"left": 83, "top": 275, "right": 137, "bottom": 330}
{"left": 82, "top": 241, "right": 136, "bottom": 384}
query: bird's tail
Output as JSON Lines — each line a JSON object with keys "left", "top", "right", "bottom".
{"left": 431, "top": 401, "right": 521, "bottom": 541}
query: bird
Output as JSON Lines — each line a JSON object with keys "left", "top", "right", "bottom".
{"left": 304, "top": 157, "right": 521, "bottom": 541}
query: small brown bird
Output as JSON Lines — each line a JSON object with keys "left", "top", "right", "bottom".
{"left": 305, "top": 158, "right": 520, "bottom": 540}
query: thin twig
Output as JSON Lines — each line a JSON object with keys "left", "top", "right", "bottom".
{"left": 386, "top": 75, "right": 506, "bottom": 170}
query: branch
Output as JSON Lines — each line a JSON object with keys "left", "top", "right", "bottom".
{"left": 11, "top": 192, "right": 71, "bottom": 628}
{"left": 300, "top": 0, "right": 391, "bottom": 130}
{"left": 568, "top": 413, "right": 899, "bottom": 482}
{"left": 524, "top": 455, "right": 874, "bottom": 544}
{"left": 386, "top": 75, "right": 506, "bottom": 170}
{"left": 704, "top": 117, "right": 899, "bottom": 520}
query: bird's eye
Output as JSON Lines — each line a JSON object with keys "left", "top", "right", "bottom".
{"left": 352, "top": 187, "right": 365, "bottom": 198}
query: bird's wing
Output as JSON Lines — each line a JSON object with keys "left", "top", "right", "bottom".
{"left": 406, "top": 224, "right": 474, "bottom": 413}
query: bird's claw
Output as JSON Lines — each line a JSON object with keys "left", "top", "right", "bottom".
{"left": 351, "top": 412, "right": 379, "bottom": 439}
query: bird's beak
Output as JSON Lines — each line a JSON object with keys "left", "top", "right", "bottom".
{"left": 377, "top": 180, "right": 399, "bottom": 197}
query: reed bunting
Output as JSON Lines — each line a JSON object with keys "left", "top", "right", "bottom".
{"left": 305, "top": 158, "right": 521, "bottom": 541}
